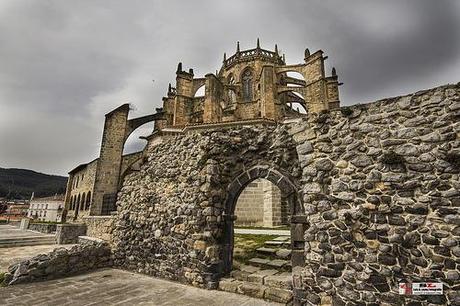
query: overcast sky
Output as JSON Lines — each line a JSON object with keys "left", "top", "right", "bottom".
{"left": 0, "top": 0, "right": 459, "bottom": 176}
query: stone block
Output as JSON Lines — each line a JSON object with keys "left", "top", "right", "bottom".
{"left": 248, "top": 258, "right": 270, "bottom": 267}
{"left": 264, "top": 287, "right": 293, "bottom": 303}
{"left": 218, "top": 278, "right": 241, "bottom": 293}
{"left": 239, "top": 265, "right": 260, "bottom": 273}
{"left": 266, "top": 259, "right": 288, "bottom": 269}
{"left": 20, "top": 218, "right": 30, "bottom": 230}
{"left": 264, "top": 272, "right": 292, "bottom": 290}
{"left": 56, "top": 224, "right": 87, "bottom": 244}
{"left": 230, "top": 270, "right": 250, "bottom": 281}
{"left": 275, "top": 248, "right": 291, "bottom": 259}
{"left": 256, "top": 247, "right": 277, "bottom": 255}
{"left": 238, "top": 282, "right": 266, "bottom": 299}
{"left": 247, "top": 269, "right": 278, "bottom": 284}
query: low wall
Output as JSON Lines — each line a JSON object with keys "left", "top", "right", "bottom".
{"left": 56, "top": 224, "right": 87, "bottom": 244}
{"left": 28, "top": 223, "right": 57, "bottom": 234}
{"left": 7, "top": 221, "right": 21, "bottom": 227}
{"left": 83, "top": 216, "right": 115, "bottom": 244}
{"left": 4, "top": 238, "right": 112, "bottom": 286}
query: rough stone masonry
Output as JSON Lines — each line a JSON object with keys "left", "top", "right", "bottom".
{"left": 112, "top": 83, "right": 459, "bottom": 305}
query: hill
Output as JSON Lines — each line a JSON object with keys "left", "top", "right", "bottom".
{"left": 0, "top": 168, "right": 68, "bottom": 199}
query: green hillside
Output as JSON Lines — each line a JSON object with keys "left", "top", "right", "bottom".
{"left": 0, "top": 168, "right": 67, "bottom": 199}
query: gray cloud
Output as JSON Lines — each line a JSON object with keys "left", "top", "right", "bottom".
{"left": 0, "top": 0, "right": 459, "bottom": 175}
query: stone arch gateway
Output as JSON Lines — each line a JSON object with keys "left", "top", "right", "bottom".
{"left": 221, "top": 165, "right": 306, "bottom": 275}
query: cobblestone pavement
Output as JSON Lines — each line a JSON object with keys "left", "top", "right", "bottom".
{"left": 0, "top": 244, "right": 75, "bottom": 271}
{"left": 0, "top": 268, "right": 282, "bottom": 306}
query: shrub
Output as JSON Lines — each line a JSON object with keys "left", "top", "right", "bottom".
{"left": 381, "top": 151, "right": 405, "bottom": 165}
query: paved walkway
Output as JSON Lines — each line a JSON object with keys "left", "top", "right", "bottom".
{"left": 0, "top": 225, "right": 74, "bottom": 271}
{"left": 0, "top": 224, "right": 54, "bottom": 239}
{"left": 234, "top": 228, "right": 290, "bottom": 236}
{"left": 0, "top": 244, "right": 75, "bottom": 271}
{"left": 0, "top": 268, "right": 281, "bottom": 306}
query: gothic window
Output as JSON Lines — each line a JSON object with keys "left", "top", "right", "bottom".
{"left": 242, "top": 69, "right": 253, "bottom": 102}
{"left": 227, "top": 74, "right": 236, "bottom": 105}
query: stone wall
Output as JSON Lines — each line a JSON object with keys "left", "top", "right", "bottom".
{"left": 235, "top": 178, "right": 287, "bottom": 227}
{"left": 83, "top": 216, "right": 115, "bottom": 244}
{"left": 287, "top": 83, "right": 459, "bottom": 305}
{"left": 112, "top": 123, "right": 302, "bottom": 288}
{"left": 56, "top": 223, "right": 87, "bottom": 244}
{"left": 4, "top": 238, "right": 111, "bottom": 286}
{"left": 235, "top": 179, "right": 265, "bottom": 226}
{"left": 112, "top": 83, "right": 459, "bottom": 305}
{"left": 66, "top": 159, "right": 97, "bottom": 220}
{"left": 28, "top": 223, "right": 57, "bottom": 234}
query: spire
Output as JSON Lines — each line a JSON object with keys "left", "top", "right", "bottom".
{"left": 176, "top": 62, "right": 182, "bottom": 73}
{"left": 304, "top": 48, "right": 310, "bottom": 58}
{"left": 223, "top": 52, "right": 227, "bottom": 62}
{"left": 275, "top": 44, "right": 278, "bottom": 54}
{"left": 168, "top": 83, "right": 172, "bottom": 92}
{"left": 236, "top": 41, "right": 240, "bottom": 53}
{"left": 332, "top": 67, "right": 337, "bottom": 76}
{"left": 189, "top": 68, "right": 194, "bottom": 75}
{"left": 256, "top": 38, "right": 260, "bottom": 49}
{"left": 282, "top": 54, "right": 286, "bottom": 62}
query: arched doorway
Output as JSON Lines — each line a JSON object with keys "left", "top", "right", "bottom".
{"left": 221, "top": 166, "right": 306, "bottom": 275}
{"left": 234, "top": 178, "right": 290, "bottom": 227}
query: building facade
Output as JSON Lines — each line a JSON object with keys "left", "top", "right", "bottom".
{"left": 63, "top": 41, "right": 340, "bottom": 220}
{"left": 28, "top": 195, "right": 64, "bottom": 222}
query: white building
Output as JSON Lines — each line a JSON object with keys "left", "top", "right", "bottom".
{"left": 27, "top": 194, "right": 64, "bottom": 222}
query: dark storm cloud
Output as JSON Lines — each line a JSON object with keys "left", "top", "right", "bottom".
{"left": 0, "top": 0, "right": 459, "bottom": 175}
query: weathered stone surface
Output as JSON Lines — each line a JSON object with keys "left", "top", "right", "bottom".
{"left": 264, "top": 287, "right": 293, "bottom": 303}
{"left": 247, "top": 269, "right": 277, "bottom": 284}
{"left": 264, "top": 272, "right": 292, "bottom": 290}
{"left": 6, "top": 239, "right": 111, "bottom": 286}
{"left": 238, "top": 282, "right": 266, "bottom": 299}
{"left": 218, "top": 278, "right": 241, "bottom": 293}
{"left": 103, "top": 83, "right": 459, "bottom": 305}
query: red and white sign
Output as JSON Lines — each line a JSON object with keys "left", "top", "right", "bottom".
{"left": 399, "top": 283, "right": 443, "bottom": 295}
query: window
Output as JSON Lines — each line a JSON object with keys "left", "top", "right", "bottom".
{"left": 86, "top": 192, "right": 92, "bottom": 210}
{"left": 242, "top": 68, "right": 253, "bottom": 102}
{"left": 228, "top": 74, "right": 236, "bottom": 104}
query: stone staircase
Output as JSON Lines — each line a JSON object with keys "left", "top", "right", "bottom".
{"left": 0, "top": 235, "right": 56, "bottom": 248}
{"left": 219, "top": 236, "right": 293, "bottom": 305}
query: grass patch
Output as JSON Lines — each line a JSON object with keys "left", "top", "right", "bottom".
{"left": 0, "top": 272, "right": 7, "bottom": 287}
{"left": 235, "top": 225, "right": 290, "bottom": 231}
{"left": 233, "top": 234, "right": 277, "bottom": 265}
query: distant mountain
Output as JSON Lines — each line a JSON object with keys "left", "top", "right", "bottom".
{"left": 0, "top": 168, "right": 68, "bottom": 200}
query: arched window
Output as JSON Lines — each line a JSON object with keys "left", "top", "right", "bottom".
{"left": 242, "top": 68, "right": 253, "bottom": 102}
{"left": 81, "top": 193, "right": 86, "bottom": 211}
{"left": 86, "top": 192, "right": 91, "bottom": 210}
{"left": 228, "top": 74, "right": 236, "bottom": 104}
{"left": 76, "top": 194, "right": 81, "bottom": 212}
